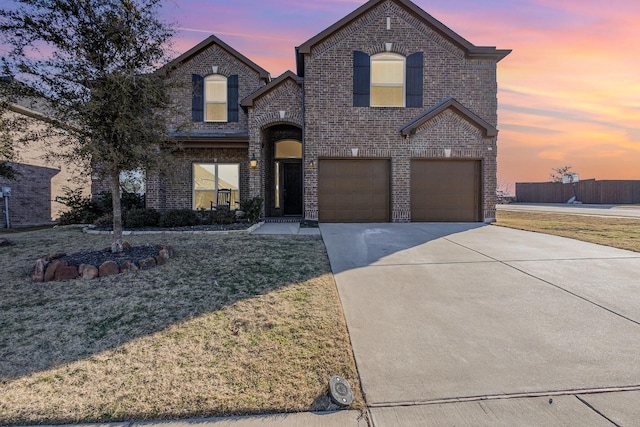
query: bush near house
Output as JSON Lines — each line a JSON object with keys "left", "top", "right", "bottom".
{"left": 57, "top": 190, "right": 264, "bottom": 228}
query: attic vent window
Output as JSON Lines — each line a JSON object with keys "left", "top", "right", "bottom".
{"left": 387, "top": 17, "right": 391, "bottom": 30}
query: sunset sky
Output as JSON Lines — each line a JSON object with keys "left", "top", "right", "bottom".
{"left": 160, "top": 0, "right": 640, "bottom": 193}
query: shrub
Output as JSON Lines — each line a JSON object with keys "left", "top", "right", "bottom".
{"left": 159, "top": 209, "right": 201, "bottom": 228}
{"left": 239, "top": 197, "right": 264, "bottom": 223}
{"left": 96, "top": 191, "right": 145, "bottom": 212}
{"left": 93, "top": 213, "right": 114, "bottom": 227}
{"left": 56, "top": 187, "right": 103, "bottom": 225}
{"left": 202, "top": 208, "right": 237, "bottom": 225}
{"left": 125, "top": 208, "right": 160, "bottom": 228}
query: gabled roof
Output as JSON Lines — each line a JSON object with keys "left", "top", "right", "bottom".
{"left": 240, "top": 71, "right": 301, "bottom": 108}
{"left": 296, "top": 0, "right": 511, "bottom": 76}
{"left": 400, "top": 98, "right": 498, "bottom": 138}
{"left": 157, "top": 35, "right": 270, "bottom": 81}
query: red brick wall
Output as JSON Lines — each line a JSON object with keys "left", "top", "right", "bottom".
{"left": 301, "top": 0, "right": 501, "bottom": 221}
{"left": 146, "top": 148, "right": 249, "bottom": 211}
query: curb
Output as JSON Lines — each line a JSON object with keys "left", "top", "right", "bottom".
{"left": 82, "top": 222, "right": 263, "bottom": 236}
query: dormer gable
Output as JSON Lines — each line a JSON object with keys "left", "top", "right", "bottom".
{"left": 400, "top": 98, "right": 498, "bottom": 138}
{"left": 241, "top": 71, "right": 301, "bottom": 109}
{"left": 157, "top": 34, "right": 270, "bottom": 83}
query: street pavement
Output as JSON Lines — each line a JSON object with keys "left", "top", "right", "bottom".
{"left": 320, "top": 223, "right": 640, "bottom": 426}
{"left": 498, "top": 202, "right": 640, "bottom": 218}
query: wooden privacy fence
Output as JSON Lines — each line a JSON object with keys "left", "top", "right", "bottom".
{"left": 516, "top": 180, "right": 640, "bottom": 204}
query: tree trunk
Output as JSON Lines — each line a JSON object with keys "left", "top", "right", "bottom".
{"left": 110, "top": 171, "right": 123, "bottom": 253}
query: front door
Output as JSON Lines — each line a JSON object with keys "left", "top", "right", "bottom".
{"left": 283, "top": 162, "right": 302, "bottom": 216}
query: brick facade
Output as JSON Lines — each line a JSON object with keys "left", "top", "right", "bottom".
{"left": 299, "top": 0, "right": 506, "bottom": 222}
{"left": 146, "top": 148, "right": 250, "bottom": 211}
{"left": 244, "top": 74, "right": 303, "bottom": 217}
{"left": 102, "top": 0, "right": 508, "bottom": 223}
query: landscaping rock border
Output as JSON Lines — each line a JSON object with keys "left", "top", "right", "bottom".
{"left": 32, "top": 242, "right": 173, "bottom": 282}
{"left": 82, "top": 222, "right": 261, "bottom": 235}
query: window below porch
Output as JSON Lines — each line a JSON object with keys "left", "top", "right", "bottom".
{"left": 193, "top": 163, "right": 239, "bottom": 210}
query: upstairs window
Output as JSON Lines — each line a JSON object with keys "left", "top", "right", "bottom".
{"left": 205, "top": 74, "right": 227, "bottom": 122}
{"left": 371, "top": 53, "right": 405, "bottom": 107}
{"left": 191, "top": 74, "right": 239, "bottom": 122}
{"left": 353, "top": 51, "right": 423, "bottom": 108}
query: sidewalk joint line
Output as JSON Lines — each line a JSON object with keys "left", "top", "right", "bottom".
{"left": 443, "top": 238, "right": 640, "bottom": 327}
{"left": 367, "top": 384, "right": 640, "bottom": 409}
{"left": 575, "top": 395, "right": 621, "bottom": 427}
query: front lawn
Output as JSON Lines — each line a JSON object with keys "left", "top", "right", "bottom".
{"left": 0, "top": 227, "right": 363, "bottom": 425}
{"left": 495, "top": 209, "right": 640, "bottom": 253}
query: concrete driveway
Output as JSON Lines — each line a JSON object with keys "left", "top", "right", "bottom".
{"left": 320, "top": 223, "right": 640, "bottom": 426}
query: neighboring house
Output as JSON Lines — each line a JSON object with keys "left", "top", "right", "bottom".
{"left": 0, "top": 87, "right": 90, "bottom": 228}
{"left": 146, "top": 0, "right": 510, "bottom": 222}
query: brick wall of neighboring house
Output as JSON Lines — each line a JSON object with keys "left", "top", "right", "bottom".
{"left": 1, "top": 109, "right": 89, "bottom": 227}
{"left": 301, "top": 0, "right": 500, "bottom": 221}
{"left": 247, "top": 77, "right": 304, "bottom": 214}
{"left": 146, "top": 147, "right": 249, "bottom": 211}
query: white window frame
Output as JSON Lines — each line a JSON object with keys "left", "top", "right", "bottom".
{"left": 370, "top": 52, "right": 406, "bottom": 107}
{"left": 204, "top": 74, "right": 227, "bottom": 122}
{"left": 192, "top": 163, "right": 240, "bottom": 210}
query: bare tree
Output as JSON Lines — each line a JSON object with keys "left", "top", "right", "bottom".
{"left": 550, "top": 165, "right": 576, "bottom": 183}
{"left": 1, "top": 0, "right": 180, "bottom": 252}
{"left": 0, "top": 79, "right": 22, "bottom": 179}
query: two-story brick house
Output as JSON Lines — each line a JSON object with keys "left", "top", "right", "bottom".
{"left": 144, "top": 0, "right": 510, "bottom": 223}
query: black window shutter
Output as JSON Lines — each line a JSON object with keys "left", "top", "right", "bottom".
{"left": 406, "top": 52, "right": 423, "bottom": 108}
{"left": 353, "top": 51, "right": 370, "bottom": 107}
{"left": 227, "top": 74, "right": 239, "bottom": 122}
{"left": 191, "top": 74, "right": 204, "bottom": 122}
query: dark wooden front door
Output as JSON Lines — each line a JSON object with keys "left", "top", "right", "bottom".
{"left": 283, "top": 162, "right": 302, "bottom": 216}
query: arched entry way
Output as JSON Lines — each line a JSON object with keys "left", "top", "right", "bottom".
{"left": 262, "top": 124, "right": 303, "bottom": 218}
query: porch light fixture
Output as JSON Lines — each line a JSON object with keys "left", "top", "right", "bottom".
{"left": 249, "top": 157, "right": 258, "bottom": 169}
{"left": 307, "top": 159, "right": 317, "bottom": 168}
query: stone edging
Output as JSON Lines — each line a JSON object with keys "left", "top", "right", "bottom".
{"left": 82, "top": 222, "right": 263, "bottom": 235}
{"left": 32, "top": 243, "right": 174, "bottom": 282}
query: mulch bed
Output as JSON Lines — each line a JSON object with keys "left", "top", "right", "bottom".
{"left": 59, "top": 245, "right": 160, "bottom": 267}
{"left": 89, "top": 223, "right": 254, "bottom": 232}
{"left": 32, "top": 243, "right": 173, "bottom": 282}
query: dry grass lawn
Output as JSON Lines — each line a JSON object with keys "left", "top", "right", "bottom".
{"left": 0, "top": 227, "right": 363, "bottom": 425}
{"left": 495, "top": 210, "right": 640, "bottom": 253}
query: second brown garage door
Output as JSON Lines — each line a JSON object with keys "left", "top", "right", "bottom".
{"left": 411, "top": 160, "right": 481, "bottom": 222}
{"left": 319, "top": 159, "right": 390, "bottom": 222}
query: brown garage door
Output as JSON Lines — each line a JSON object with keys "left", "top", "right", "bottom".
{"left": 319, "top": 159, "right": 390, "bottom": 222}
{"left": 411, "top": 160, "right": 481, "bottom": 222}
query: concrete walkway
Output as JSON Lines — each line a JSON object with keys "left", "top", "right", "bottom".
{"left": 250, "top": 222, "right": 321, "bottom": 235}
{"left": 321, "top": 223, "right": 640, "bottom": 426}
